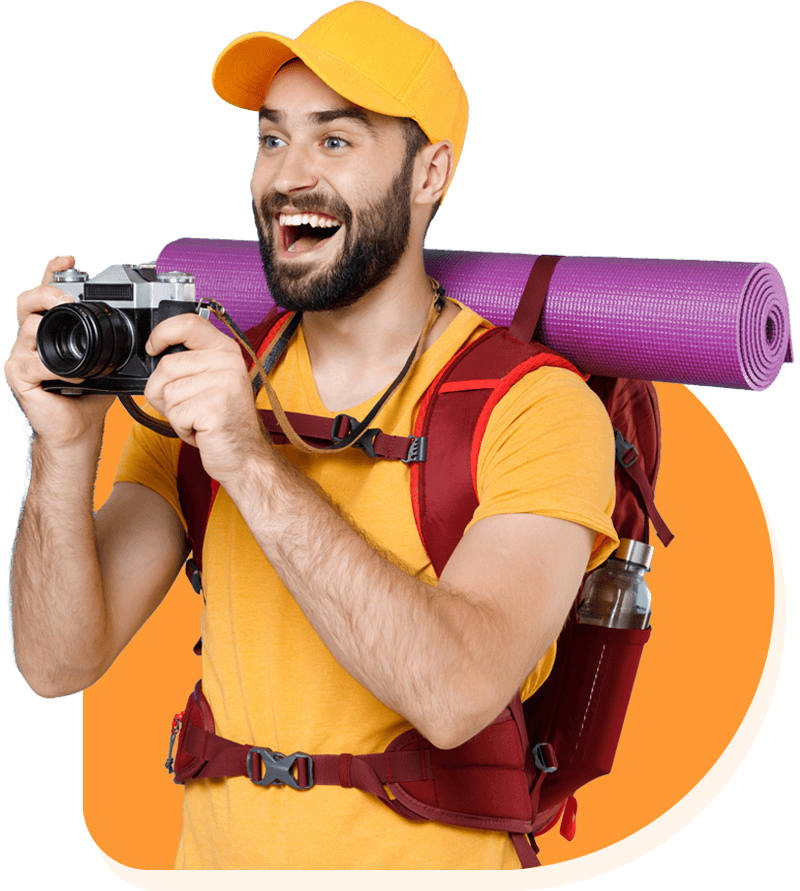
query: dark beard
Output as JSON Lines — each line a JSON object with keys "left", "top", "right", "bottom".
{"left": 253, "top": 155, "right": 414, "bottom": 313}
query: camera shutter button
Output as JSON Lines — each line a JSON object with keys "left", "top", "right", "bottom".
{"left": 53, "top": 268, "right": 89, "bottom": 283}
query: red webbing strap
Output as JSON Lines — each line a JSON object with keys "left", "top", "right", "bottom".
{"left": 180, "top": 720, "right": 432, "bottom": 793}
{"left": 176, "top": 443, "right": 220, "bottom": 576}
{"left": 508, "top": 255, "right": 564, "bottom": 344}
{"left": 510, "top": 833, "right": 542, "bottom": 868}
{"left": 621, "top": 456, "right": 675, "bottom": 546}
{"left": 256, "top": 410, "right": 352, "bottom": 447}
{"left": 179, "top": 719, "right": 430, "bottom": 779}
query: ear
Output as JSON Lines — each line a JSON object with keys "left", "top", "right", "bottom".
{"left": 413, "top": 140, "right": 454, "bottom": 209}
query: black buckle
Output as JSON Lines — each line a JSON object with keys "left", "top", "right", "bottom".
{"left": 331, "top": 414, "right": 380, "bottom": 458}
{"left": 185, "top": 557, "right": 203, "bottom": 595}
{"left": 246, "top": 747, "right": 314, "bottom": 790}
{"left": 614, "top": 429, "right": 639, "bottom": 468}
{"left": 331, "top": 414, "right": 427, "bottom": 464}
{"left": 401, "top": 436, "right": 428, "bottom": 464}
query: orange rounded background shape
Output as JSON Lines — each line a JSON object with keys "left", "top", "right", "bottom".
{"left": 83, "top": 382, "right": 774, "bottom": 869}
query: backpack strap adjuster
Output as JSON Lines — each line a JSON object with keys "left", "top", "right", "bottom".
{"left": 401, "top": 435, "right": 428, "bottom": 464}
{"left": 331, "top": 414, "right": 380, "bottom": 458}
{"left": 185, "top": 557, "right": 203, "bottom": 595}
{"left": 531, "top": 742, "right": 558, "bottom": 774}
{"left": 246, "top": 747, "right": 315, "bottom": 790}
{"left": 614, "top": 429, "right": 639, "bottom": 468}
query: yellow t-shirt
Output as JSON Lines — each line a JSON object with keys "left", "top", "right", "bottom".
{"left": 115, "top": 300, "right": 618, "bottom": 869}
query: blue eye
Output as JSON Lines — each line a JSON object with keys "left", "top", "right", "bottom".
{"left": 258, "top": 134, "right": 348, "bottom": 151}
{"left": 259, "top": 134, "right": 286, "bottom": 149}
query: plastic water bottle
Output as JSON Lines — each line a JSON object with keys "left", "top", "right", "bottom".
{"left": 576, "top": 539, "right": 654, "bottom": 629}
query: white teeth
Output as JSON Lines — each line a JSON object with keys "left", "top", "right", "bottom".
{"left": 278, "top": 212, "right": 341, "bottom": 229}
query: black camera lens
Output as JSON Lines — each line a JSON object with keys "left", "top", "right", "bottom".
{"left": 37, "top": 301, "right": 134, "bottom": 379}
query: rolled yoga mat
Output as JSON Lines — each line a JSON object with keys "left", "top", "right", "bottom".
{"left": 156, "top": 238, "right": 792, "bottom": 391}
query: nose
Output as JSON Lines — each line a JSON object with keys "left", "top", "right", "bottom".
{"left": 273, "top": 143, "right": 319, "bottom": 195}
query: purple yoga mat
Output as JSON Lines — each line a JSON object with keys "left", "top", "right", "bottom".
{"left": 156, "top": 238, "right": 792, "bottom": 390}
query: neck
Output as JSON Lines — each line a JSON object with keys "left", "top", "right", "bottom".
{"left": 303, "top": 262, "right": 432, "bottom": 359}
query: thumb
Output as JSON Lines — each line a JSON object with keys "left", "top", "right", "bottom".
{"left": 41, "top": 256, "right": 76, "bottom": 287}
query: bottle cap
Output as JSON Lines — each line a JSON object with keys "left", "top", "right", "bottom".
{"left": 615, "top": 539, "right": 654, "bottom": 570}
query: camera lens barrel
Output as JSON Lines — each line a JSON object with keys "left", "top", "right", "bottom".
{"left": 37, "top": 301, "right": 134, "bottom": 379}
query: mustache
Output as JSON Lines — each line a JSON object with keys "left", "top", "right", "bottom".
{"left": 258, "top": 190, "right": 352, "bottom": 227}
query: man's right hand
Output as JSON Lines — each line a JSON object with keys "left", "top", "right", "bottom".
{"left": 8, "top": 257, "right": 187, "bottom": 698}
{"left": 5, "top": 255, "right": 115, "bottom": 446}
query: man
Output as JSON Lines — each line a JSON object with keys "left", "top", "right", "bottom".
{"left": 6, "top": 2, "right": 616, "bottom": 869}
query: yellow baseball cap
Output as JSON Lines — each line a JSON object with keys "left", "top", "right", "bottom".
{"left": 212, "top": 2, "right": 468, "bottom": 189}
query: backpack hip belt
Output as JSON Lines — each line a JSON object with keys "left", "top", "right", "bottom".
{"left": 169, "top": 680, "right": 544, "bottom": 867}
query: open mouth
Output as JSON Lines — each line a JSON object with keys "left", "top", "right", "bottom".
{"left": 278, "top": 212, "right": 343, "bottom": 255}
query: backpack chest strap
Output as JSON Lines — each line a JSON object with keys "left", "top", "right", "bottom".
{"left": 256, "top": 409, "right": 427, "bottom": 463}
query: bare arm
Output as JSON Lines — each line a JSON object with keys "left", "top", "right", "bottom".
{"left": 6, "top": 257, "right": 186, "bottom": 697}
{"left": 12, "top": 465, "right": 186, "bottom": 697}
{"left": 10, "top": 433, "right": 187, "bottom": 703}
{"left": 225, "top": 452, "right": 594, "bottom": 749}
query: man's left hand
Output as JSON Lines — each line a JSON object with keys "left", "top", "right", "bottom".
{"left": 144, "top": 314, "right": 268, "bottom": 482}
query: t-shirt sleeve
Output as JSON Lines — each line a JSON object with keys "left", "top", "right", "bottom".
{"left": 467, "top": 366, "right": 618, "bottom": 571}
{"left": 113, "top": 408, "right": 187, "bottom": 532}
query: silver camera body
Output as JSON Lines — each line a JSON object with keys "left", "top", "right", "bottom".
{"left": 38, "top": 264, "right": 201, "bottom": 395}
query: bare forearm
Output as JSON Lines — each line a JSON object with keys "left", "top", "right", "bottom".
{"left": 223, "top": 447, "right": 516, "bottom": 748}
{"left": 12, "top": 431, "right": 109, "bottom": 696}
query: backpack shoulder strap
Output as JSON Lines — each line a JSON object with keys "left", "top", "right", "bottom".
{"left": 411, "top": 325, "right": 584, "bottom": 577}
{"left": 409, "top": 254, "right": 587, "bottom": 577}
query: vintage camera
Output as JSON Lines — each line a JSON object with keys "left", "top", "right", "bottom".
{"left": 38, "top": 264, "right": 204, "bottom": 395}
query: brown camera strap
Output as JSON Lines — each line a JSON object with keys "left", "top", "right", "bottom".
{"left": 120, "top": 279, "right": 445, "bottom": 451}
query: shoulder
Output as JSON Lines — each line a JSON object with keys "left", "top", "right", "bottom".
{"left": 479, "top": 365, "right": 614, "bottom": 465}
{"left": 471, "top": 365, "right": 618, "bottom": 566}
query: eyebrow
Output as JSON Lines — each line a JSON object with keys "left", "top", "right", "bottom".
{"left": 258, "top": 106, "right": 376, "bottom": 132}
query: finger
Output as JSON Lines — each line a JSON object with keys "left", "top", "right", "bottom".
{"left": 144, "top": 352, "right": 245, "bottom": 414}
{"left": 143, "top": 375, "right": 200, "bottom": 446}
{"left": 4, "top": 349, "right": 76, "bottom": 398}
{"left": 17, "top": 283, "right": 75, "bottom": 326}
{"left": 40, "top": 255, "right": 75, "bottom": 288}
{"left": 145, "top": 313, "right": 237, "bottom": 357}
{"left": 147, "top": 353, "right": 252, "bottom": 408}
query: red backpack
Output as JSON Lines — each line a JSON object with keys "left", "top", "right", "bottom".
{"left": 165, "top": 255, "right": 673, "bottom": 868}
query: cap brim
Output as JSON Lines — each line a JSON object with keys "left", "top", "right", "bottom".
{"left": 213, "top": 32, "right": 413, "bottom": 121}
